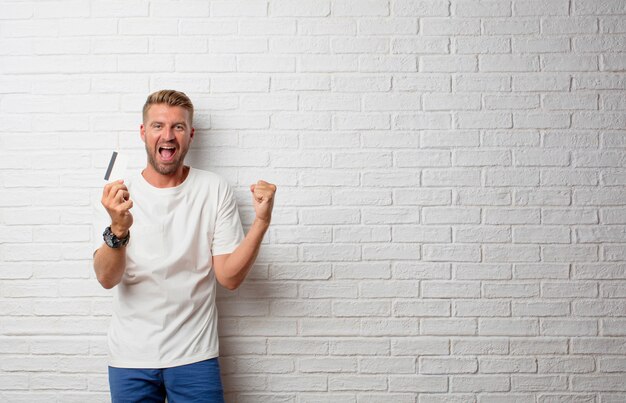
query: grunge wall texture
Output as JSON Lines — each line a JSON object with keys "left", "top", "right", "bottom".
{"left": 0, "top": 0, "right": 625, "bottom": 402}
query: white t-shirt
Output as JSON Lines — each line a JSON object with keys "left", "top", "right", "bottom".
{"left": 93, "top": 168, "right": 244, "bottom": 368}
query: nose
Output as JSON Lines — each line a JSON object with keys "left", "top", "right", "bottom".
{"left": 163, "top": 126, "right": 175, "bottom": 141}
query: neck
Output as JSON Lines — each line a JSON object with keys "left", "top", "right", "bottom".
{"left": 142, "top": 165, "right": 190, "bottom": 188}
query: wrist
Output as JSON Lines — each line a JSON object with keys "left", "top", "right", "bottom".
{"left": 253, "top": 217, "right": 271, "bottom": 229}
{"left": 111, "top": 224, "right": 129, "bottom": 239}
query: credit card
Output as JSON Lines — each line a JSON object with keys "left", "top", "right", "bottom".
{"left": 104, "top": 151, "right": 128, "bottom": 181}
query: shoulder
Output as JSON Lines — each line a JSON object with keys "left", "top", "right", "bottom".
{"left": 191, "top": 168, "right": 233, "bottom": 189}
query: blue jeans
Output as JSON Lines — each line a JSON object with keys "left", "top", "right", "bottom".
{"left": 108, "top": 358, "right": 225, "bottom": 403}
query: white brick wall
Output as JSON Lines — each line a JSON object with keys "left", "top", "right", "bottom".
{"left": 0, "top": 0, "right": 625, "bottom": 401}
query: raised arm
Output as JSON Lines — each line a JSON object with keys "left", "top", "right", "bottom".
{"left": 213, "top": 180, "right": 276, "bottom": 290}
{"left": 93, "top": 180, "right": 134, "bottom": 289}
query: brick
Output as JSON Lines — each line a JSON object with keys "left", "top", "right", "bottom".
{"left": 299, "top": 357, "right": 356, "bottom": 373}
{"left": 333, "top": 262, "right": 391, "bottom": 279}
{"left": 396, "top": 150, "right": 450, "bottom": 167}
{"left": 512, "top": 226, "right": 570, "bottom": 243}
{"left": 453, "top": 151, "right": 511, "bottom": 166}
{"left": 455, "top": 37, "right": 510, "bottom": 54}
{"left": 452, "top": 338, "right": 509, "bottom": 355}
{"left": 600, "top": 282, "right": 626, "bottom": 298}
{"left": 333, "top": 227, "right": 391, "bottom": 243}
{"left": 393, "top": 226, "right": 450, "bottom": 243}
{"left": 332, "top": 0, "right": 389, "bottom": 16}
{"left": 541, "top": 170, "right": 598, "bottom": 186}
{"left": 422, "top": 18, "right": 480, "bottom": 35}
{"left": 334, "top": 300, "right": 390, "bottom": 317}
{"left": 332, "top": 75, "right": 391, "bottom": 92}
{"left": 240, "top": 19, "right": 294, "bottom": 35}
{"left": 541, "top": 55, "right": 598, "bottom": 72}
{"left": 363, "top": 93, "right": 420, "bottom": 111}
{"left": 395, "top": 113, "right": 450, "bottom": 129}
{"left": 542, "top": 245, "right": 599, "bottom": 262}
{"left": 543, "top": 18, "right": 599, "bottom": 36}
{"left": 394, "top": 300, "right": 451, "bottom": 317}
{"left": 393, "top": 37, "right": 449, "bottom": 54}
{"left": 450, "top": 375, "right": 510, "bottom": 392}
{"left": 480, "top": 55, "right": 539, "bottom": 72}
{"left": 513, "top": 264, "right": 569, "bottom": 279}
{"left": 454, "top": 0, "right": 511, "bottom": 17}
{"left": 454, "top": 300, "right": 510, "bottom": 317}
{"left": 514, "top": 0, "right": 569, "bottom": 16}
{"left": 480, "top": 318, "right": 539, "bottom": 336}
{"left": 480, "top": 357, "right": 537, "bottom": 373}
{"left": 598, "top": 356, "right": 626, "bottom": 372}
{"left": 424, "top": 94, "right": 480, "bottom": 111}
{"left": 421, "top": 55, "right": 477, "bottom": 72}
{"left": 269, "top": 0, "right": 330, "bottom": 16}
{"left": 573, "top": 0, "right": 626, "bottom": 15}
{"left": 393, "top": 262, "right": 451, "bottom": 280}
{"left": 389, "top": 375, "right": 448, "bottom": 392}
{"left": 422, "top": 207, "right": 481, "bottom": 224}
{"left": 361, "top": 55, "right": 417, "bottom": 72}
{"left": 483, "top": 282, "right": 539, "bottom": 298}
{"left": 571, "top": 375, "right": 626, "bottom": 392}
{"left": 360, "top": 357, "right": 415, "bottom": 374}
{"left": 483, "top": 18, "right": 540, "bottom": 35}
{"left": 299, "top": 19, "right": 356, "bottom": 35}
{"left": 211, "top": 1, "right": 266, "bottom": 16}
{"left": 359, "top": 18, "right": 417, "bottom": 35}
{"left": 484, "top": 95, "right": 539, "bottom": 110}
{"left": 420, "top": 357, "right": 477, "bottom": 374}
{"left": 269, "top": 375, "right": 327, "bottom": 391}
{"left": 331, "top": 338, "right": 390, "bottom": 356}
{"left": 510, "top": 338, "right": 568, "bottom": 354}
{"left": 359, "top": 280, "right": 419, "bottom": 298}
{"left": 455, "top": 189, "right": 511, "bottom": 206}
{"left": 151, "top": 1, "right": 209, "bottom": 16}
{"left": 423, "top": 169, "right": 482, "bottom": 186}
{"left": 268, "top": 338, "right": 328, "bottom": 355}
{"left": 538, "top": 357, "right": 595, "bottom": 373}
{"left": 421, "top": 318, "right": 477, "bottom": 335}
{"left": 512, "top": 375, "right": 568, "bottom": 392}
{"left": 423, "top": 245, "right": 481, "bottom": 262}
{"left": 393, "top": 0, "right": 449, "bottom": 16}
{"left": 485, "top": 168, "right": 539, "bottom": 187}
{"left": 512, "top": 301, "right": 570, "bottom": 317}
{"left": 573, "top": 300, "right": 626, "bottom": 316}
{"left": 540, "top": 319, "right": 598, "bottom": 336}
{"left": 455, "top": 112, "right": 512, "bottom": 129}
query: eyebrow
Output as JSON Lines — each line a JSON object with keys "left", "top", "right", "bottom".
{"left": 150, "top": 121, "right": 187, "bottom": 127}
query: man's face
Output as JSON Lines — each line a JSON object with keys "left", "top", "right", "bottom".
{"left": 140, "top": 104, "right": 194, "bottom": 176}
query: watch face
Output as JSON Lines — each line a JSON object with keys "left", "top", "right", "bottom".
{"left": 103, "top": 227, "right": 122, "bottom": 248}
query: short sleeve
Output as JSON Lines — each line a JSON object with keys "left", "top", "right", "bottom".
{"left": 211, "top": 181, "right": 245, "bottom": 256}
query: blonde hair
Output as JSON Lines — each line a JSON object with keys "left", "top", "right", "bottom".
{"left": 142, "top": 89, "right": 194, "bottom": 124}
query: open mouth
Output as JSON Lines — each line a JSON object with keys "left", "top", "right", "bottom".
{"left": 158, "top": 146, "right": 177, "bottom": 162}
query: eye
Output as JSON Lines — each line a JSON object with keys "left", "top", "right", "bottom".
{"left": 175, "top": 125, "right": 184, "bottom": 130}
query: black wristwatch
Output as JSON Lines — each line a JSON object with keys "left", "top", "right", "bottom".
{"left": 103, "top": 226, "right": 130, "bottom": 249}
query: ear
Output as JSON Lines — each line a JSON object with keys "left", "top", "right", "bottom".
{"left": 190, "top": 127, "right": 195, "bottom": 141}
{"left": 140, "top": 124, "right": 146, "bottom": 143}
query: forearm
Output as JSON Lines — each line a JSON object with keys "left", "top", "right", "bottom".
{"left": 93, "top": 244, "right": 126, "bottom": 289}
{"left": 220, "top": 218, "right": 270, "bottom": 289}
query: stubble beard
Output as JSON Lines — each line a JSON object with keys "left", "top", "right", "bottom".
{"left": 145, "top": 143, "right": 188, "bottom": 176}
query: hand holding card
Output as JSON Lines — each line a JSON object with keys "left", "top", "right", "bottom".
{"left": 102, "top": 151, "right": 133, "bottom": 237}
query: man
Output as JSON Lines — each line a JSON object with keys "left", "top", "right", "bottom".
{"left": 92, "top": 89, "right": 276, "bottom": 402}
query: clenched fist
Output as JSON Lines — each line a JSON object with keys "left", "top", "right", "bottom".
{"left": 102, "top": 180, "right": 134, "bottom": 237}
{"left": 250, "top": 180, "right": 276, "bottom": 224}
